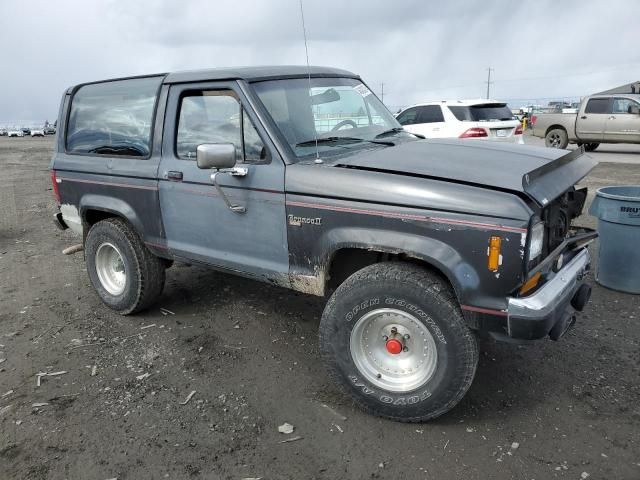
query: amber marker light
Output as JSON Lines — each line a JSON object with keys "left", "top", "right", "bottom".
{"left": 487, "top": 236, "right": 502, "bottom": 272}
{"left": 520, "top": 271, "right": 542, "bottom": 295}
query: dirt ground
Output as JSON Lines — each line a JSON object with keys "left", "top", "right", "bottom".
{"left": 1, "top": 136, "right": 639, "bottom": 480}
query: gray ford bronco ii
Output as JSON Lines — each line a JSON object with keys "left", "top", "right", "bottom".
{"left": 51, "top": 66, "right": 597, "bottom": 421}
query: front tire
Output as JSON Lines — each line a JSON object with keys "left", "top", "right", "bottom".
{"left": 85, "top": 218, "right": 165, "bottom": 314}
{"left": 319, "top": 262, "right": 478, "bottom": 422}
{"left": 545, "top": 128, "right": 569, "bottom": 149}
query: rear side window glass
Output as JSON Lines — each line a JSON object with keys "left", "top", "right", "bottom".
{"left": 396, "top": 107, "right": 419, "bottom": 125}
{"left": 66, "top": 77, "right": 161, "bottom": 157}
{"left": 449, "top": 104, "right": 513, "bottom": 122}
{"left": 585, "top": 98, "right": 610, "bottom": 114}
{"left": 418, "top": 105, "right": 444, "bottom": 123}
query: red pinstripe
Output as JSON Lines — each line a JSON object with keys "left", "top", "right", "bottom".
{"left": 286, "top": 200, "right": 527, "bottom": 234}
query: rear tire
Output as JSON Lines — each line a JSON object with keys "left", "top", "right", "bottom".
{"left": 319, "top": 262, "right": 478, "bottom": 422}
{"left": 584, "top": 143, "right": 599, "bottom": 152}
{"left": 545, "top": 128, "right": 569, "bottom": 149}
{"left": 85, "top": 218, "right": 165, "bottom": 315}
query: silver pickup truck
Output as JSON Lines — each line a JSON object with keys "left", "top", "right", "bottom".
{"left": 531, "top": 94, "right": 640, "bottom": 150}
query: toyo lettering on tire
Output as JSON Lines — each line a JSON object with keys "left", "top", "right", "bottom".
{"left": 319, "top": 262, "right": 478, "bottom": 422}
{"left": 85, "top": 218, "right": 165, "bottom": 315}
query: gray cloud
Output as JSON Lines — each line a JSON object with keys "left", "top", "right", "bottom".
{"left": 1, "top": 0, "right": 639, "bottom": 125}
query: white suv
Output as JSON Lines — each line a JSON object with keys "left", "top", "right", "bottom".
{"left": 396, "top": 99, "right": 523, "bottom": 143}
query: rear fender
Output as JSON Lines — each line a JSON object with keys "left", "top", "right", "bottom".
{"left": 79, "top": 194, "right": 144, "bottom": 237}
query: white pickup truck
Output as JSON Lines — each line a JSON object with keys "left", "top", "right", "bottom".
{"left": 531, "top": 94, "right": 640, "bottom": 150}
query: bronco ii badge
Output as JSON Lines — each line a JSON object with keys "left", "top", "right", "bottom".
{"left": 288, "top": 214, "right": 322, "bottom": 226}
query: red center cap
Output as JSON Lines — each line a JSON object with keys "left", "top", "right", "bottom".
{"left": 385, "top": 338, "right": 403, "bottom": 355}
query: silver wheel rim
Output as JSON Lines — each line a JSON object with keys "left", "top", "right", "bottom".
{"left": 548, "top": 133, "right": 561, "bottom": 147}
{"left": 95, "top": 242, "right": 126, "bottom": 296}
{"left": 350, "top": 308, "right": 438, "bottom": 393}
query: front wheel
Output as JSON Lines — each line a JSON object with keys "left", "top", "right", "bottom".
{"left": 319, "top": 262, "right": 478, "bottom": 422}
{"left": 85, "top": 218, "right": 165, "bottom": 314}
{"left": 545, "top": 128, "right": 569, "bottom": 149}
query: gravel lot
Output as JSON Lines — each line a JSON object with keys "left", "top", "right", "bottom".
{"left": 1, "top": 136, "right": 639, "bottom": 480}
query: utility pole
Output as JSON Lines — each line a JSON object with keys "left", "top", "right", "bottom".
{"left": 486, "top": 67, "right": 494, "bottom": 99}
{"left": 381, "top": 82, "right": 385, "bottom": 104}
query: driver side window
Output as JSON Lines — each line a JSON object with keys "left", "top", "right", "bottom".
{"left": 176, "top": 90, "right": 267, "bottom": 163}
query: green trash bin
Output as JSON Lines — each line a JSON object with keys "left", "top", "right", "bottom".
{"left": 589, "top": 186, "right": 640, "bottom": 294}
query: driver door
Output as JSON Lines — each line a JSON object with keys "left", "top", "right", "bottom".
{"left": 158, "top": 81, "right": 289, "bottom": 280}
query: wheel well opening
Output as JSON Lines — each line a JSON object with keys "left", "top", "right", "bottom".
{"left": 84, "top": 209, "right": 118, "bottom": 227}
{"left": 545, "top": 125, "right": 567, "bottom": 137}
{"left": 327, "top": 248, "right": 451, "bottom": 293}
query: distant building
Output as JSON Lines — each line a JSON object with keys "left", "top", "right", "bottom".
{"left": 595, "top": 81, "right": 640, "bottom": 95}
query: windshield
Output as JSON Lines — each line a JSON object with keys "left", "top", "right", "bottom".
{"left": 448, "top": 104, "right": 515, "bottom": 122}
{"left": 252, "top": 77, "right": 404, "bottom": 159}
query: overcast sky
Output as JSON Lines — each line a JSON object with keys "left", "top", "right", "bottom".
{"left": 1, "top": 0, "right": 639, "bottom": 124}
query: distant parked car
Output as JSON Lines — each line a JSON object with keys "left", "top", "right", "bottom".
{"left": 0, "top": 129, "right": 7, "bottom": 136}
{"left": 44, "top": 126, "right": 56, "bottom": 135}
{"left": 21, "top": 127, "right": 31, "bottom": 136}
{"left": 31, "top": 129, "right": 45, "bottom": 137}
{"left": 396, "top": 99, "right": 524, "bottom": 143}
{"left": 8, "top": 129, "right": 24, "bottom": 137}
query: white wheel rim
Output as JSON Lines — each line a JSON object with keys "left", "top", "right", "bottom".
{"left": 95, "top": 242, "right": 126, "bottom": 296}
{"left": 349, "top": 308, "right": 438, "bottom": 393}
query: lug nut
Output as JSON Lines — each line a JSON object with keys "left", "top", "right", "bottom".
{"left": 390, "top": 327, "right": 398, "bottom": 335}
{"left": 402, "top": 346, "right": 409, "bottom": 352}
{"left": 382, "top": 335, "right": 388, "bottom": 341}
{"left": 403, "top": 334, "right": 410, "bottom": 340}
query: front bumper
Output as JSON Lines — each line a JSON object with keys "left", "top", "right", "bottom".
{"left": 506, "top": 248, "right": 591, "bottom": 340}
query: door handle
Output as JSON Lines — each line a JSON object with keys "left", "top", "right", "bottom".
{"left": 608, "top": 116, "right": 616, "bottom": 120}
{"left": 167, "top": 171, "right": 183, "bottom": 181}
{"left": 580, "top": 116, "right": 587, "bottom": 119}
{"left": 224, "top": 166, "right": 249, "bottom": 177}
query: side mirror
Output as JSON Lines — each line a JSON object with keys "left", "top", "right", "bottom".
{"left": 629, "top": 105, "right": 640, "bottom": 115}
{"left": 196, "top": 143, "right": 236, "bottom": 170}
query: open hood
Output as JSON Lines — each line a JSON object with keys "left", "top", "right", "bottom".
{"left": 334, "top": 139, "right": 597, "bottom": 206}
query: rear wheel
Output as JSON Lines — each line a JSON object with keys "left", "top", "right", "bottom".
{"left": 319, "top": 262, "right": 478, "bottom": 422}
{"left": 85, "top": 218, "right": 165, "bottom": 314}
{"left": 584, "top": 143, "right": 599, "bottom": 152}
{"left": 545, "top": 128, "right": 569, "bottom": 149}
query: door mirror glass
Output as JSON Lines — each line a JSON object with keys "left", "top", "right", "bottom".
{"left": 196, "top": 143, "right": 237, "bottom": 169}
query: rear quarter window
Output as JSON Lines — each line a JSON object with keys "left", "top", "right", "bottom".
{"left": 66, "top": 76, "right": 162, "bottom": 157}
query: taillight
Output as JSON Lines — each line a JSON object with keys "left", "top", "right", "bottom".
{"left": 530, "top": 115, "right": 537, "bottom": 126}
{"left": 51, "top": 170, "right": 61, "bottom": 203}
{"left": 459, "top": 127, "right": 488, "bottom": 138}
{"left": 514, "top": 123, "right": 523, "bottom": 135}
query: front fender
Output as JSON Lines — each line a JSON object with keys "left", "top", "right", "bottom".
{"left": 323, "top": 227, "right": 471, "bottom": 298}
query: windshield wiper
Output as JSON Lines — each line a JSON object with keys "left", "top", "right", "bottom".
{"left": 296, "top": 136, "right": 393, "bottom": 147}
{"left": 375, "top": 127, "right": 424, "bottom": 139}
{"left": 87, "top": 145, "right": 146, "bottom": 156}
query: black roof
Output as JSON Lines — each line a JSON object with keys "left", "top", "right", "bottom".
{"left": 67, "top": 66, "right": 359, "bottom": 93}
{"left": 163, "top": 65, "right": 358, "bottom": 84}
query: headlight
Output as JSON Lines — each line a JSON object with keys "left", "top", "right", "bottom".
{"left": 528, "top": 222, "right": 544, "bottom": 262}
